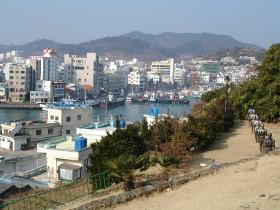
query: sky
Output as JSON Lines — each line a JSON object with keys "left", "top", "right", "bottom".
{"left": 0, "top": 0, "right": 279, "bottom": 48}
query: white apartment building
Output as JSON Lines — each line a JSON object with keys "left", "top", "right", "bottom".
{"left": 151, "top": 58, "right": 175, "bottom": 84}
{"left": 174, "top": 64, "right": 187, "bottom": 86}
{"left": 3, "top": 63, "right": 12, "bottom": 82}
{"left": 40, "top": 48, "right": 58, "bottom": 81}
{"left": 46, "top": 104, "right": 92, "bottom": 136}
{"left": 128, "top": 69, "right": 145, "bottom": 90}
{"left": 147, "top": 71, "right": 160, "bottom": 84}
{"left": 30, "top": 80, "right": 52, "bottom": 103}
{"left": 64, "top": 53, "right": 100, "bottom": 91}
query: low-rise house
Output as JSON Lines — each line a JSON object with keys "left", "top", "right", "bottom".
{"left": 37, "top": 136, "right": 92, "bottom": 181}
{"left": 0, "top": 133, "right": 29, "bottom": 151}
{"left": 1, "top": 120, "right": 62, "bottom": 148}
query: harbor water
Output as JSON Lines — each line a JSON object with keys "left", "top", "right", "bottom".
{"left": 0, "top": 102, "right": 195, "bottom": 124}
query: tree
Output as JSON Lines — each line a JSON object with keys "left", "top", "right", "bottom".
{"left": 141, "top": 118, "right": 152, "bottom": 149}
{"left": 89, "top": 124, "right": 147, "bottom": 175}
{"left": 230, "top": 44, "right": 280, "bottom": 122}
{"left": 104, "top": 153, "right": 150, "bottom": 191}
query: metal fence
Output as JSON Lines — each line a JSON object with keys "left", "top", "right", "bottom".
{"left": 0, "top": 171, "right": 115, "bottom": 210}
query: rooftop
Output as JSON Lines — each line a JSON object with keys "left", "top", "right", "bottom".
{"left": 37, "top": 136, "right": 94, "bottom": 151}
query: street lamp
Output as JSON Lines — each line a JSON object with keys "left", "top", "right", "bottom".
{"left": 224, "top": 76, "right": 230, "bottom": 128}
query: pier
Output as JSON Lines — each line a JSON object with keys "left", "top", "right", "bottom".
{"left": 0, "top": 103, "right": 42, "bottom": 110}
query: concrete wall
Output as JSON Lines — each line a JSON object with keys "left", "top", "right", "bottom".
{"left": 41, "top": 147, "right": 92, "bottom": 180}
{"left": 47, "top": 107, "right": 92, "bottom": 136}
{"left": 24, "top": 123, "right": 62, "bottom": 145}
{"left": 0, "top": 153, "right": 46, "bottom": 176}
{"left": 0, "top": 135, "right": 27, "bottom": 151}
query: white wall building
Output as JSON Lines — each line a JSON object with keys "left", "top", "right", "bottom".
{"left": 40, "top": 48, "right": 58, "bottom": 81}
{"left": 46, "top": 104, "right": 92, "bottom": 136}
{"left": 0, "top": 134, "right": 28, "bottom": 151}
{"left": 64, "top": 53, "right": 100, "bottom": 91}
{"left": 30, "top": 80, "right": 52, "bottom": 103}
{"left": 128, "top": 69, "right": 145, "bottom": 90}
{"left": 37, "top": 136, "right": 92, "bottom": 181}
{"left": 151, "top": 58, "right": 175, "bottom": 84}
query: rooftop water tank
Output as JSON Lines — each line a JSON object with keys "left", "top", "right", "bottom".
{"left": 120, "top": 119, "right": 126, "bottom": 128}
{"left": 75, "top": 136, "right": 87, "bottom": 151}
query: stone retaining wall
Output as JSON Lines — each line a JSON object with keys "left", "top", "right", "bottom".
{"left": 70, "top": 168, "right": 216, "bottom": 210}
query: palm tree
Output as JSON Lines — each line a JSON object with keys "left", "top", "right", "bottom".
{"left": 104, "top": 153, "right": 149, "bottom": 191}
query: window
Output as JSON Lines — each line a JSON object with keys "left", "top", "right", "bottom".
{"left": 10, "top": 76, "right": 14, "bottom": 79}
{"left": 55, "top": 116, "right": 59, "bottom": 121}
{"left": 77, "top": 115, "right": 82, "bottom": 121}
{"left": 36, "top": 130, "right": 42, "bottom": 136}
{"left": 66, "top": 116, "right": 71, "bottom": 122}
{"left": 21, "top": 71, "right": 25, "bottom": 74}
{"left": 50, "top": 115, "right": 54, "bottom": 120}
{"left": 66, "top": 130, "right": 71, "bottom": 135}
{"left": 48, "top": 128, "right": 53, "bottom": 135}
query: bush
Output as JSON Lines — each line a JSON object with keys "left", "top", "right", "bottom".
{"left": 158, "top": 154, "right": 179, "bottom": 167}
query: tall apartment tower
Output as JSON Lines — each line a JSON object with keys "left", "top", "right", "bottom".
{"left": 64, "top": 53, "right": 100, "bottom": 91}
{"left": 151, "top": 58, "right": 175, "bottom": 85}
{"left": 41, "top": 48, "right": 58, "bottom": 81}
{"left": 8, "top": 63, "right": 32, "bottom": 102}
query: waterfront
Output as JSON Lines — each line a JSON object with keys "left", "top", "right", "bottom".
{"left": 0, "top": 102, "right": 194, "bottom": 124}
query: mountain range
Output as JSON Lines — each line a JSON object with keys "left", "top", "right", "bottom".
{"left": 0, "top": 31, "right": 263, "bottom": 61}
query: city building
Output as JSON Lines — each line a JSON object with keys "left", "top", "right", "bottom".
{"left": 128, "top": 68, "right": 145, "bottom": 91}
{"left": 8, "top": 63, "right": 32, "bottom": 102}
{"left": 30, "top": 80, "right": 65, "bottom": 103}
{"left": 64, "top": 53, "right": 101, "bottom": 92}
{"left": 0, "top": 82, "right": 8, "bottom": 102}
{"left": 1, "top": 120, "right": 62, "bottom": 147}
{"left": 40, "top": 48, "right": 58, "bottom": 81}
{"left": 99, "top": 73, "right": 127, "bottom": 94}
{"left": 46, "top": 103, "right": 92, "bottom": 136}
{"left": 174, "top": 63, "right": 187, "bottom": 86}
{"left": 151, "top": 58, "right": 175, "bottom": 84}
{"left": 27, "top": 58, "right": 42, "bottom": 83}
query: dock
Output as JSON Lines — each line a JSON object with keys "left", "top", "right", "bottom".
{"left": 0, "top": 103, "right": 42, "bottom": 110}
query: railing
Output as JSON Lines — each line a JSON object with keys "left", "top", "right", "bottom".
{"left": 0, "top": 171, "right": 116, "bottom": 210}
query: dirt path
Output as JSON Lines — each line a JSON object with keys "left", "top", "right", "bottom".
{"left": 199, "top": 120, "right": 260, "bottom": 164}
{"left": 108, "top": 155, "right": 280, "bottom": 210}
{"left": 105, "top": 120, "right": 280, "bottom": 210}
